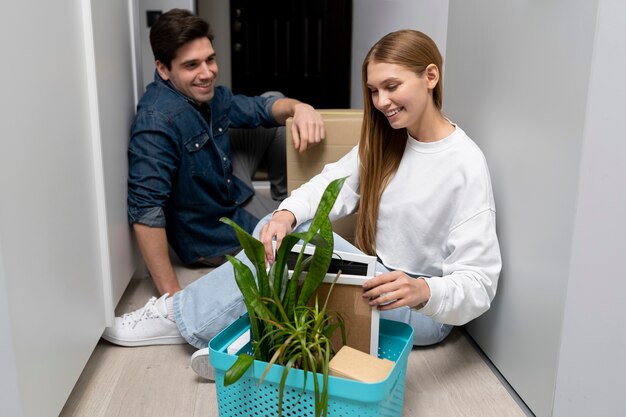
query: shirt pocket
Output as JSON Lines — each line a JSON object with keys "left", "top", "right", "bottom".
{"left": 183, "top": 132, "right": 212, "bottom": 176}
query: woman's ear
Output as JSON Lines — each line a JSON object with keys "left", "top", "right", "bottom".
{"left": 425, "top": 64, "right": 440, "bottom": 89}
{"left": 155, "top": 60, "right": 170, "bottom": 81}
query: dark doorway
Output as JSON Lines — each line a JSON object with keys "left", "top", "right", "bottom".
{"left": 230, "top": 0, "right": 352, "bottom": 109}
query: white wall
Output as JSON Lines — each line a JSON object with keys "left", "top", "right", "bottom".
{"left": 445, "top": 1, "right": 611, "bottom": 416}
{"left": 553, "top": 1, "right": 626, "bottom": 415}
{"left": 350, "top": 0, "right": 449, "bottom": 108}
{"left": 198, "top": 0, "right": 232, "bottom": 88}
{"left": 0, "top": 243, "right": 22, "bottom": 417}
{"left": 0, "top": 1, "right": 106, "bottom": 414}
{"left": 136, "top": 0, "right": 196, "bottom": 92}
{"left": 0, "top": 0, "right": 136, "bottom": 415}
{"left": 90, "top": 0, "right": 139, "bottom": 319}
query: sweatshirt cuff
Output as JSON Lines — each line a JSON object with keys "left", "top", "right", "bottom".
{"left": 416, "top": 276, "right": 446, "bottom": 318}
{"left": 276, "top": 200, "right": 310, "bottom": 229}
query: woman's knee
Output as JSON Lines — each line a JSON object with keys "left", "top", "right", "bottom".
{"left": 412, "top": 323, "right": 454, "bottom": 346}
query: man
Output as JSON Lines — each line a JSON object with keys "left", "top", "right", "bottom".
{"left": 127, "top": 9, "right": 325, "bottom": 296}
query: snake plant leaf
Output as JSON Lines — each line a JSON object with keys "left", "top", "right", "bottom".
{"left": 224, "top": 353, "right": 254, "bottom": 387}
{"left": 296, "top": 217, "right": 334, "bottom": 307}
{"left": 299, "top": 176, "right": 347, "bottom": 243}
{"left": 224, "top": 255, "right": 268, "bottom": 358}
{"left": 270, "top": 233, "right": 300, "bottom": 302}
{"left": 290, "top": 231, "right": 329, "bottom": 249}
{"left": 225, "top": 254, "right": 275, "bottom": 350}
{"left": 307, "top": 232, "right": 331, "bottom": 248}
{"left": 220, "top": 217, "right": 270, "bottom": 298}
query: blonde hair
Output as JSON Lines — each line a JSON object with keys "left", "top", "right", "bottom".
{"left": 356, "top": 30, "right": 444, "bottom": 255}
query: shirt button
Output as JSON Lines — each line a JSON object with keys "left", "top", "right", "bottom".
{"left": 227, "top": 178, "right": 231, "bottom": 184}
{"left": 223, "top": 156, "right": 227, "bottom": 161}
{"left": 195, "top": 143, "right": 199, "bottom": 148}
{"left": 218, "top": 128, "right": 223, "bottom": 133}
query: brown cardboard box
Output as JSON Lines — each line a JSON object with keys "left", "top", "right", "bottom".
{"left": 329, "top": 345, "right": 394, "bottom": 383}
{"left": 286, "top": 110, "right": 363, "bottom": 243}
{"left": 312, "top": 282, "right": 373, "bottom": 355}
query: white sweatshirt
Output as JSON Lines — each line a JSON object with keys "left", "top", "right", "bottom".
{"left": 278, "top": 126, "right": 501, "bottom": 325}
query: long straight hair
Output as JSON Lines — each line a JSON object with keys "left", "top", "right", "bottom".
{"left": 356, "top": 30, "right": 444, "bottom": 255}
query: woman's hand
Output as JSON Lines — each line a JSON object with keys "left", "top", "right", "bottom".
{"left": 259, "top": 210, "right": 296, "bottom": 264}
{"left": 362, "top": 271, "right": 431, "bottom": 310}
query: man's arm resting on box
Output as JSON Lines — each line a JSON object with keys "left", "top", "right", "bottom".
{"left": 133, "top": 223, "right": 181, "bottom": 295}
{"left": 271, "top": 98, "right": 325, "bottom": 153}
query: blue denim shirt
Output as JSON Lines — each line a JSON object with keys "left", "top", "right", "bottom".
{"left": 128, "top": 74, "right": 280, "bottom": 264}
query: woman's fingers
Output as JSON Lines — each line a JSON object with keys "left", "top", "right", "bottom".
{"left": 259, "top": 212, "right": 295, "bottom": 264}
{"left": 362, "top": 271, "right": 426, "bottom": 309}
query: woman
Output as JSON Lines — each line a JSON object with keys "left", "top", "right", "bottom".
{"left": 103, "top": 30, "right": 501, "bottom": 379}
{"left": 261, "top": 29, "right": 501, "bottom": 344}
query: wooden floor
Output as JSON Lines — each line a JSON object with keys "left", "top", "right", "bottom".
{"left": 60, "top": 263, "right": 527, "bottom": 417}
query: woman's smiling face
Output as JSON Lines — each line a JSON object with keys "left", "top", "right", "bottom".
{"left": 366, "top": 61, "right": 436, "bottom": 135}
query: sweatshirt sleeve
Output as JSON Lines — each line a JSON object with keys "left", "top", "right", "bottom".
{"left": 277, "top": 146, "right": 361, "bottom": 226}
{"left": 418, "top": 208, "right": 501, "bottom": 325}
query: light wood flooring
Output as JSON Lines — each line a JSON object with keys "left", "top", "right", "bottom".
{"left": 60, "top": 263, "right": 528, "bottom": 417}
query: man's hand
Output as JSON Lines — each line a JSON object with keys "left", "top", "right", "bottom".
{"left": 291, "top": 103, "right": 325, "bottom": 153}
{"left": 271, "top": 98, "right": 325, "bottom": 153}
{"left": 259, "top": 210, "right": 296, "bottom": 264}
{"left": 362, "top": 271, "right": 431, "bottom": 311}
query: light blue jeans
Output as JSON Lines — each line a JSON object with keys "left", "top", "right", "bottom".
{"left": 173, "top": 214, "right": 453, "bottom": 349}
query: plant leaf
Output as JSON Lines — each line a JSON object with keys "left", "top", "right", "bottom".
{"left": 224, "top": 353, "right": 254, "bottom": 387}
{"left": 296, "top": 217, "right": 334, "bottom": 306}
{"left": 299, "top": 176, "right": 347, "bottom": 243}
{"left": 225, "top": 254, "right": 276, "bottom": 360}
{"left": 270, "top": 234, "right": 299, "bottom": 302}
{"left": 278, "top": 356, "right": 299, "bottom": 417}
{"left": 225, "top": 255, "right": 272, "bottom": 318}
{"left": 307, "top": 232, "right": 330, "bottom": 248}
{"left": 220, "top": 217, "right": 270, "bottom": 298}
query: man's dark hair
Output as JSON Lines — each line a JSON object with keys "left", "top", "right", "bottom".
{"left": 149, "top": 9, "right": 214, "bottom": 70}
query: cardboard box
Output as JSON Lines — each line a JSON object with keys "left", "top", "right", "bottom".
{"left": 315, "top": 282, "right": 375, "bottom": 355}
{"left": 329, "top": 345, "right": 395, "bottom": 383}
{"left": 286, "top": 110, "right": 363, "bottom": 243}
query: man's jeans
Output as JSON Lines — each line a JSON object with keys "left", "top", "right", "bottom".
{"left": 231, "top": 126, "right": 285, "bottom": 220}
{"left": 172, "top": 214, "right": 453, "bottom": 350}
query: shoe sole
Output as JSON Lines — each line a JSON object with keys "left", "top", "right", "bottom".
{"left": 191, "top": 349, "right": 215, "bottom": 382}
{"left": 101, "top": 334, "right": 187, "bottom": 347}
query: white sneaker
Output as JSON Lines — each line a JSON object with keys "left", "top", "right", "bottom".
{"left": 191, "top": 348, "right": 215, "bottom": 381}
{"left": 102, "top": 294, "right": 186, "bottom": 347}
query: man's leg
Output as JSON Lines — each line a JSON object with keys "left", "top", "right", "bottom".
{"left": 231, "top": 126, "right": 288, "bottom": 201}
{"left": 263, "top": 126, "right": 288, "bottom": 200}
{"left": 171, "top": 216, "right": 272, "bottom": 350}
{"left": 172, "top": 252, "right": 248, "bottom": 349}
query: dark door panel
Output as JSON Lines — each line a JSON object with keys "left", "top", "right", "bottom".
{"left": 230, "top": 0, "right": 352, "bottom": 108}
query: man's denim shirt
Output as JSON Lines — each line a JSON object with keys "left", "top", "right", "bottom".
{"left": 128, "top": 74, "right": 280, "bottom": 264}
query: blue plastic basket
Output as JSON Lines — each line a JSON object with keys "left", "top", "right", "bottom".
{"left": 209, "top": 315, "right": 414, "bottom": 417}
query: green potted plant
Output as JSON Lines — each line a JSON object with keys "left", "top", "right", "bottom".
{"left": 219, "top": 176, "right": 348, "bottom": 417}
